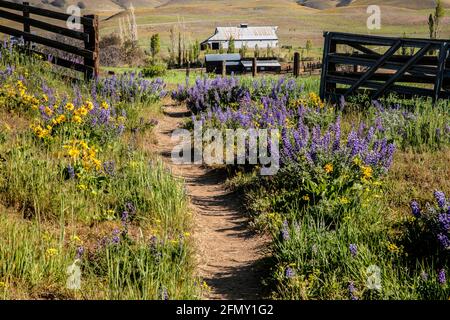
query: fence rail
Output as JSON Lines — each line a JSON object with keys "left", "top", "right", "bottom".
{"left": 320, "top": 32, "right": 450, "bottom": 102}
{"left": 0, "top": 0, "right": 99, "bottom": 80}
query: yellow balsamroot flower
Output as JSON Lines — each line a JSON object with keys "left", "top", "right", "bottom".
{"left": 44, "top": 106, "right": 53, "bottom": 117}
{"left": 32, "top": 124, "right": 51, "bottom": 139}
{"left": 308, "top": 92, "right": 325, "bottom": 108}
{"left": 361, "top": 165, "right": 373, "bottom": 180}
{"left": 79, "top": 140, "right": 88, "bottom": 150}
{"left": 67, "top": 147, "right": 80, "bottom": 159}
{"left": 52, "top": 115, "right": 66, "bottom": 125}
{"left": 65, "top": 102, "right": 75, "bottom": 111}
{"left": 91, "top": 158, "right": 101, "bottom": 171}
{"left": 77, "top": 184, "right": 87, "bottom": 191}
{"left": 101, "top": 101, "right": 109, "bottom": 110}
{"left": 303, "top": 195, "right": 310, "bottom": 201}
{"left": 387, "top": 242, "right": 401, "bottom": 254}
{"left": 85, "top": 101, "right": 94, "bottom": 111}
{"left": 75, "top": 106, "right": 88, "bottom": 117}
{"left": 16, "top": 80, "right": 26, "bottom": 96}
{"left": 202, "top": 281, "right": 211, "bottom": 292}
{"left": 46, "top": 248, "right": 59, "bottom": 258}
{"left": 72, "top": 115, "right": 82, "bottom": 124}
{"left": 42, "top": 94, "right": 48, "bottom": 102}
{"left": 324, "top": 163, "right": 334, "bottom": 174}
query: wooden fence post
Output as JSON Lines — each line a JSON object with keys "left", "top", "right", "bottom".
{"left": 293, "top": 52, "right": 300, "bottom": 77}
{"left": 23, "top": 2, "right": 30, "bottom": 49}
{"left": 252, "top": 57, "right": 257, "bottom": 77}
{"left": 222, "top": 60, "right": 226, "bottom": 77}
{"left": 186, "top": 61, "right": 190, "bottom": 78}
{"left": 83, "top": 14, "right": 99, "bottom": 81}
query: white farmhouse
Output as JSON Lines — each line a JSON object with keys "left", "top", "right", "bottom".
{"left": 201, "top": 24, "right": 279, "bottom": 50}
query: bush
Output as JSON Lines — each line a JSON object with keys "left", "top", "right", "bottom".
{"left": 100, "top": 45, "right": 125, "bottom": 67}
{"left": 142, "top": 63, "right": 167, "bottom": 78}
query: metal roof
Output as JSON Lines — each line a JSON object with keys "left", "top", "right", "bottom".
{"left": 241, "top": 60, "right": 281, "bottom": 67}
{"left": 205, "top": 54, "right": 241, "bottom": 62}
{"left": 205, "top": 26, "right": 278, "bottom": 42}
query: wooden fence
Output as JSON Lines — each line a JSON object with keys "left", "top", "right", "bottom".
{"left": 292, "top": 53, "right": 321, "bottom": 77}
{"left": 0, "top": 0, "right": 99, "bottom": 80}
{"left": 320, "top": 32, "right": 450, "bottom": 102}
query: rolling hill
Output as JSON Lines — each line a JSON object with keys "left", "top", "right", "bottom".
{"left": 298, "top": 0, "right": 450, "bottom": 10}
{"left": 2, "top": 0, "right": 449, "bottom": 53}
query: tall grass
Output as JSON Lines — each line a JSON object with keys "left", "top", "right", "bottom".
{"left": 0, "top": 45, "right": 199, "bottom": 299}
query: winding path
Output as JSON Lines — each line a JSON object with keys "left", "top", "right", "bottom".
{"left": 153, "top": 103, "right": 269, "bottom": 300}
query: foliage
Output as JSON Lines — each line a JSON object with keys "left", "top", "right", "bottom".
{"left": 0, "top": 43, "right": 198, "bottom": 299}
{"left": 142, "top": 63, "right": 167, "bottom": 78}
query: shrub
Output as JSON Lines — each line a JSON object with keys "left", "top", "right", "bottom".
{"left": 142, "top": 63, "right": 167, "bottom": 78}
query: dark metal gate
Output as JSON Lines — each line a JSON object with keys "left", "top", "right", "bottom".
{"left": 320, "top": 32, "right": 450, "bottom": 102}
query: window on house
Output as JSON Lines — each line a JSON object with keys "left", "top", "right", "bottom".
{"left": 212, "top": 42, "right": 220, "bottom": 50}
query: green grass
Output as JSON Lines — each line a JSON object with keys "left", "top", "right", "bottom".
{"left": 180, "top": 74, "right": 450, "bottom": 300}
{"left": 0, "top": 47, "right": 199, "bottom": 299}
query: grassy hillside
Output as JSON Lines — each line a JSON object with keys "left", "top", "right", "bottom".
{"left": 97, "top": 0, "right": 450, "bottom": 54}
{"left": 2, "top": 0, "right": 449, "bottom": 59}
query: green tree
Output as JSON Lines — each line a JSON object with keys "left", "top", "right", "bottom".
{"left": 435, "top": 0, "right": 445, "bottom": 38}
{"left": 429, "top": 0, "right": 445, "bottom": 39}
{"left": 227, "top": 36, "right": 235, "bottom": 54}
{"left": 254, "top": 44, "right": 259, "bottom": 58}
{"left": 192, "top": 40, "right": 200, "bottom": 64}
{"left": 429, "top": 13, "right": 435, "bottom": 39}
{"left": 239, "top": 43, "right": 248, "bottom": 58}
{"left": 150, "top": 34, "right": 160, "bottom": 60}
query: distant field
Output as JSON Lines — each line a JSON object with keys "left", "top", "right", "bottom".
{"left": 97, "top": 0, "right": 450, "bottom": 53}
{"left": 1, "top": 0, "right": 450, "bottom": 56}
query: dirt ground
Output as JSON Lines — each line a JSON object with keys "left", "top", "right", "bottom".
{"left": 153, "top": 103, "right": 270, "bottom": 300}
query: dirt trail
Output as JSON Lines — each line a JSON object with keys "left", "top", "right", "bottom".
{"left": 153, "top": 104, "right": 269, "bottom": 300}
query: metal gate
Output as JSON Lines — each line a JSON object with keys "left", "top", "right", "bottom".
{"left": 320, "top": 32, "right": 450, "bottom": 102}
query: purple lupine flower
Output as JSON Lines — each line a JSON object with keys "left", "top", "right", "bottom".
{"left": 285, "top": 267, "right": 296, "bottom": 279}
{"left": 111, "top": 229, "right": 121, "bottom": 244}
{"left": 438, "top": 213, "right": 450, "bottom": 232}
{"left": 434, "top": 191, "right": 447, "bottom": 209}
{"left": 103, "top": 160, "right": 115, "bottom": 176}
{"left": 76, "top": 246, "right": 84, "bottom": 259}
{"left": 161, "top": 287, "right": 169, "bottom": 300}
{"left": 410, "top": 201, "right": 421, "bottom": 218}
{"left": 121, "top": 211, "right": 129, "bottom": 224}
{"left": 349, "top": 244, "right": 358, "bottom": 257}
{"left": 438, "top": 269, "right": 446, "bottom": 285}
{"left": 67, "top": 165, "right": 75, "bottom": 180}
{"left": 348, "top": 281, "right": 358, "bottom": 300}
{"left": 281, "top": 220, "right": 290, "bottom": 241}
{"left": 437, "top": 233, "right": 450, "bottom": 249}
